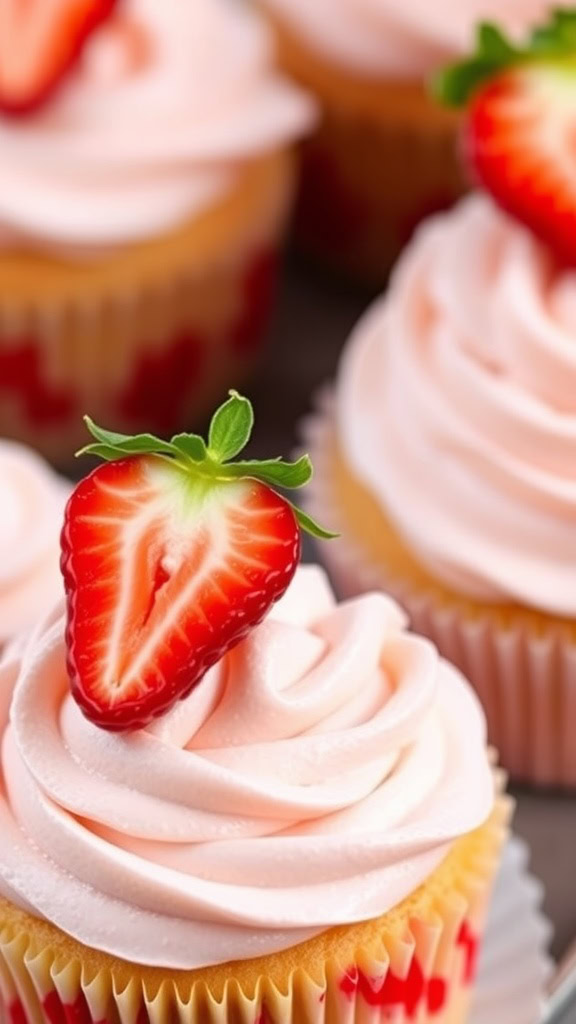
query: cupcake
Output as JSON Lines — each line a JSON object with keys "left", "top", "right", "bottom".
{"left": 304, "top": 12, "right": 576, "bottom": 787}
{"left": 259, "top": 0, "right": 563, "bottom": 286}
{"left": 0, "top": 397, "right": 508, "bottom": 1024}
{"left": 0, "top": 0, "right": 315, "bottom": 463}
{"left": 0, "top": 440, "right": 68, "bottom": 652}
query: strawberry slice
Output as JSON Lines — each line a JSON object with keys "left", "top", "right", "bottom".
{"left": 0, "top": 0, "right": 119, "bottom": 116}
{"left": 61, "top": 392, "right": 334, "bottom": 732}
{"left": 436, "top": 11, "right": 576, "bottom": 265}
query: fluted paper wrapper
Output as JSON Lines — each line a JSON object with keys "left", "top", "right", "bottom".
{"left": 0, "top": 154, "right": 293, "bottom": 465}
{"left": 0, "top": 791, "right": 509, "bottom": 1024}
{"left": 303, "top": 396, "right": 576, "bottom": 789}
{"left": 267, "top": 11, "right": 466, "bottom": 287}
{"left": 471, "top": 838, "right": 552, "bottom": 1024}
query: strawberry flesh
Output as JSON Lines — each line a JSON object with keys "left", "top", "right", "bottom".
{"left": 0, "top": 0, "right": 119, "bottom": 116}
{"left": 467, "top": 63, "right": 576, "bottom": 265}
{"left": 61, "top": 456, "right": 301, "bottom": 731}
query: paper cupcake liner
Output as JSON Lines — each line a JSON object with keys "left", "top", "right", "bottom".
{"left": 303, "top": 395, "right": 576, "bottom": 789}
{"left": 0, "top": 154, "right": 294, "bottom": 465}
{"left": 266, "top": 12, "right": 466, "bottom": 288}
{"left": 0, "top": 792, "right": 509, "bottom": 1024}
{"left": 471, "top": 838, "right": 553, "bottom": 1024}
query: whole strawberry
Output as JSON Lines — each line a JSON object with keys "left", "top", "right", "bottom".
{"left": 436, "top": 10, "right": 576, "bottom": 265}
{"left": 61, "top": 392, "right": 334, "bottom": 732}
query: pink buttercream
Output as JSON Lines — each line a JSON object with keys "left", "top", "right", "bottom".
{"left": 0, "top": 442, "right": 67, "bottom": 646}
{"left": 0, "top": 0, "right": 315, "bottom": 250}
{"left": 261, "top": 0, "right": 567, "bottom": 77}
{"left": 337, "top": 194, "right": 576, "bottom": 617}
{"left": 0, "top": 566, "right": 492, "bottom": 968}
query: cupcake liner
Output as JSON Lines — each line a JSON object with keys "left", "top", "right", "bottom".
{"left": 0, "top": 154, "right": 293, "bottom": 464}
{"left": 471, "top": 838, "right": 552, "bottom": 1024}
{"left": 303, "top": 395, "right": 576, "bottom": 788}
{"left": 0, "top": 793, "right": 509, "bottom": 1024}
{"left": 266, "top": 13, "right": 466, "bottom": 287}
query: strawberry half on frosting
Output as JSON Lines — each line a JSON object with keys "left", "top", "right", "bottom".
{"left": 436, "top": 9, "right": 576, "bottom": 265}
{"left": 61, "top": 392, "right": 334, "bottom": 732}
{"left": 0, "top": 0, "right": 119, "bottom": 115}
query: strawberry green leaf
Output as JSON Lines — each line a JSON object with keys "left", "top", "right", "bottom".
{"left": 224, "top": 456, "right": 313, "bottom": 489}
{"left": 170, "top": 434, "right": 207, "bottom": 462}
{"left": 290, "top": 503, "right": 339, "bottom": 540}
{"left": 78, "top": 418, "right": 180, "bottom": 460}
{"left": 208, "top": 390, "right": 254, "bottom": 463}
{"left": 434, "top": 21, "right": 519, "bottom": 107}
{"left": 78, "top": 393, "right": 335, "bottom": 542}
{"left": 434, "top": 9, "right": 576, "bottom": 108}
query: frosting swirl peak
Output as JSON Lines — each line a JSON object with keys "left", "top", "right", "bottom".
{"left": 0, "top": 566, "right": 492, "bottom": 969}
{"left": 338, "top": 194, "right": 576, "bottom": 616}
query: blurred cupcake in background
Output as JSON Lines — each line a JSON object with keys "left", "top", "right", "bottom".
{"left": 259, "top": 0, "right": 563, "bottom": 286}
{"left": 303, "top": 10, "right": 576, "bottom": 787}
{"left": 0, "top": 441, "right": 67, "bottom": 653}
{"left": 0, "top": 0, "right": 315, "bottom": 463}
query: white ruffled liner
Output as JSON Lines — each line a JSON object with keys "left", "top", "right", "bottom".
{"left": 0, "top": 156, "right": 293, "bottom": 464}
{"left": 471, "top": 838, "right": 552, "bottom": 1024}
{"left": 0, "top": 787, "right": 510, "bottom": 1024}
{"left": 303, "top": 393, "right": 576, "bottom": 789}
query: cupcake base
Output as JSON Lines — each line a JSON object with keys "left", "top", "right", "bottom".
{"left": 0, "top": 152, "right": 294, "bottom": 465}
{"left": 0, "top": 789, "right": 509, "bottom": 1024}
{"left": 304, "top": 397, "right": 576, "bottom": 789}
{"left": 266, "top": 13, "right": 466, "bottom": 289}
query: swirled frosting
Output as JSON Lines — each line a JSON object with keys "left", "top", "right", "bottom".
{"left": 0, "top": 565, "right": 492, "bottom": 969}
{"left": 0, "top": 442, "right": 68, "bottom": 646}
{"left": 262, "top": 0, "right": 563, "bottom": 77}
{"left": 337, "top": 194, "right": 576, "bottom": 616}
{"left": 0, "top": 0, "right": 315, "bottom": 250}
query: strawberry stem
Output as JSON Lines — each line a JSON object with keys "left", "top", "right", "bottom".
{"left": 77, "top": 393, "right": 337, "bottom": 540}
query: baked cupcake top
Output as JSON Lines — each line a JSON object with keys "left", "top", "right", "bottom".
{"left": 0, "top": 398, "right": 492, "bottom": 969}
{"left": 337, "top": 194, "right": 576, "bottom": 616}
{"left": 262, "top": 0, "right": 561, "bottom": 77}
{"left": 0, "top": 0, "right": 315, "bottom": 251}
{"left": 0, "top": 441, "right": 68, "bottom": 646}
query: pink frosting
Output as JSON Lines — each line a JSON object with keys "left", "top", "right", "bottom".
{"left": 262, "top": 0, "right": 565, "bottom": 77}
{"left": 0, "top": 0, "right": 315, "bottom": 251}
{"left": 0, "top": 442, "right": 68, "bottom": 646}
{"left": 337, "top": 194, "right": 576, "bottom": 617}
{"left": 0, "top": 565, "right": 492, "bottom": 969}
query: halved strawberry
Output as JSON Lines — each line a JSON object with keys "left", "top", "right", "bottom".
{"left": 0, "top": 0, "right": 119, "bottom": 116}
{"left": 436, "top": 11, "right": 576, "bottom": 265}
{"left": 61, "top": 392, "right": 334, "bottom": 732}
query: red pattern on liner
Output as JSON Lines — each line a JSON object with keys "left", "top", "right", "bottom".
{"left": 458, "top": 920, "right": 480, "bottom": 984}
{"left": 340, "top": 959, "right": 447, "bottom": 1019}
{"left": 338, "top": 922, "right": 480, "bottom": 1019}
{"left": 7, "top": 999, "right": 27, "bottom": 1024}
{"left": 0, "top": 341, "right": 76, "bottom": 426}
{"left": 0, "top": 249, "right": 276, "bottom": 439}
{"left": 117, "top": 330, "right": 204, "bottom": 435}
{"left": 230, "top": 249, "right": 278, "bottom": 356}
{"left": 44, "top": 990, "right": 93, "bottom": 1024}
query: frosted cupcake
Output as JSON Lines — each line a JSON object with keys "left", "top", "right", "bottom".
{"left": 0, "top": 440, "right": 67, "bottom": 651}
{"left": 0, "top": 397, "right": 508, "bottom": 1024}
{"left": 0, "top": 0, "right": 315, "bottom": 463}
{"left": 259, "top": 0, "right": 563, "bottom": 285}
{"left": 304, "top": 10, "right": 576, "bottom": 787}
